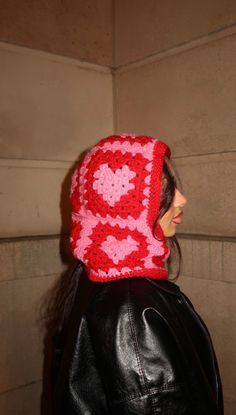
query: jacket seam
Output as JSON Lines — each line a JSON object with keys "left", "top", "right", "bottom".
{"left": 110, "top": 382, "right": 185, "bottom": 404}
{"left": 127, "top": 280, "right": 158, "bottom": 414}
{"left": 126, "top": 308, "right": 147, "bottom": 394}
{"left": 127, "top": 283, "right": 149, "bottom": 396}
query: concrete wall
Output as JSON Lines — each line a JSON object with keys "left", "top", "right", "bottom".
{"left": 115, "top": 2, "right": 236, "bottom": 413}
{"left": 0, "top": 2, "right": 113, "bottom": 412}
{"left": 0, "top": 0, "right": 113, "bottom": 66}
{"left": 0, "top": 237, "right": 65, "bottom": 414}
{"left": 115, "top": 0, "right": 236, "bottom": 67}
{"left": 1, "top": 1, "right": 236, "bottom": 413}
{"left": 0, "top": 43, "right": 113, "bottom": 238}
{"left": 179, "top": 237, "right": 236, "bottom": 407}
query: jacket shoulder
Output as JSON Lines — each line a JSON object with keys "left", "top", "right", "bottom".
{"left": 88, "top": 276, "right": 181, "bottom": 314}
{"left": 86, "top": 278, "right": 186, "bottom": 406}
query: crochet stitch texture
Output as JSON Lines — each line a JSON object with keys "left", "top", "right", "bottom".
{"left": 70, "top": 134, "right": 171, "bottom": 282}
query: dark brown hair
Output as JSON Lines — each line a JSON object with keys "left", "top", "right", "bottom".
{"left": 157, "top": 160, "right": 182, "bottom": 280}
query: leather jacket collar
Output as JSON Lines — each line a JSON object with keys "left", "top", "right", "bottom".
{"left": 145, "top": 277, "right": 181, "bottom": 296}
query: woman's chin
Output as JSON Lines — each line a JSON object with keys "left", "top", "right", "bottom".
{"left": 163, "top": 224, "right": 177, "bottom": 237}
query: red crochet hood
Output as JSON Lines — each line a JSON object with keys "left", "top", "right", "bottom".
{"left": 70, "top": 134, "right": 171, "bottom": 282}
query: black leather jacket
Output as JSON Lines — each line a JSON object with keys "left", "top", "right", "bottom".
{"left": 53, "top": 266, "right": 223, "bottom": 414}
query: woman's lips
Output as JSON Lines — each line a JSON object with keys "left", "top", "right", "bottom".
{"left": 172, "top": 212, "right": 183, "bottom": 224}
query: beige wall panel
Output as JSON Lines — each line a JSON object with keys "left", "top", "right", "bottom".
{"left": 0, "top": 237, "right": 69, "bottom": 282}
{"left": 210, "top": 241, "right": 223, "bottom": 281}
{"left": 225, "top": 398, "right": 236, "bottom": 415}
{"left": 115, "top": 0, "right": 236, "bottom": 65}
{"left": 178, "top": 238, "right": 193, "bottom": 276}
{"left": 0, "top": 44, "right": 113, "bottom": 162}
{"left": 223, "top": 242, "right": 236, "bottom": 282}
{"left": 179, "top": 276, "right": 236, "bottom": 400}
{"left": 0, "top": 381, "right": 41, "bottom": 415}
{"left": 13, "top": 238, "right": 66, "bottom": 279}
{"left": 192, "top": 239, "right": 210, "bottom": 278}
{"left": 0, "top": 0, "right": 112, "bottom": 66}
{"left": 1, "top": 155, "right": 234, "bottom": 238}
{"left": 179, "top": 237, "right": 235, "bottom": 282}
{"left": 115, "top": 34, "right": 236, "bottom": 157}
{"left": 0, "top": 164, "right": 70, "bottom": 237}
{"left": 0, "top": 275, "right": 55, "bottom": 393}
{"left": 175, "top": 154, "right": 236, "bottom": 237}
{"left": 0, "top": 242, "right": 15, "bottom": 282}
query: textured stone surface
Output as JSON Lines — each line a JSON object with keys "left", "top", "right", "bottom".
{"left": 11, "top": 237, "right": 67, "bottom": 280}
{"left": 179, "top": 237, "right": 235, "bottom": 283}
{"left": 0, "top": 41, "right": 113, "bottom": 238}
{"left": 179, "top": 276, "right": 236, "bottom": 399}
{"left": 178, "top": 238, "right": 192, "bottom": 276}
{"left": 0, "top": 275, "right": 56, "bottom": 392}
{"left": 0, "top": 164, "right": 68, "bottom": 237}
{"left": 0, "top": 236, "right": 73, "bottom": 280}
{"left": 192, "top": 239, "right": 210, "bottom": 278}
{"left": 223, "top": 242, "right": 236, "bottom": 283}
{"left": 225, "top": 398, "right": 236, "bottom": 415}
{"left": 115, "top": 0, "right": 236, "bottom": 65}
{"left": 0, "top": 44, "right": 113, "bottom": 162}
{"left": 0, "top": 381, "right": 41, "bottom": 415}
{"left": 175, "top": 154, "right": 236, "bottom": 237}
{"left": 0, "top": 0, "right": 113, "bottom": 66}
{"left": 115, "top": 33, "right": 236, "bottom": 157}
{"left": 210, "top": 240, "right": 223, "bottom": 281}
{"left": 1, "top": 4, "right": 235, "bottom": 413}
{"left": 0, "top": 242, "right": 15, "bottom": 281}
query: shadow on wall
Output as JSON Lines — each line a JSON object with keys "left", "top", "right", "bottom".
{"left": 40, "top": 148, "right": 91, "bottom": 415}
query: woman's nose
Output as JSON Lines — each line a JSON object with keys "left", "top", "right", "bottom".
{"left": 174, "top": 189, "right": 187, "bottom": 208}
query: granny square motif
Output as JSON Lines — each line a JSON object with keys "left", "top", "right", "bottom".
{"left": 70, "top": 134, "right": 171, "bottom": 282}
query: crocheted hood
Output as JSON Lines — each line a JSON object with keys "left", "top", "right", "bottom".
{"left": 70, "top": 134, "right": 171, "bottom": 282}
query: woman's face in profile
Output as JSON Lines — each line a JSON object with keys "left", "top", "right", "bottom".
{"left": 159, "top": 160, "right": 187, "bottom": 237}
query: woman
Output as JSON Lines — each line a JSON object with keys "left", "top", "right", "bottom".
{"left": 51, "top": 134, "right": 223, "bottom": 414}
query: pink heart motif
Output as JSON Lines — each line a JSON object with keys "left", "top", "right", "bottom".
{"left": 101, "top": 235, "right": 139, "bottom": 264}
{"left": 93, "top": 163, "right": 136, "bottom": 206}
